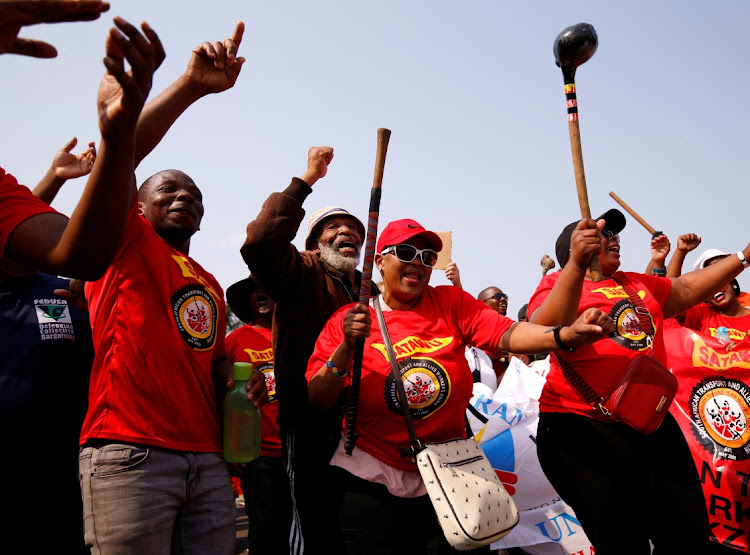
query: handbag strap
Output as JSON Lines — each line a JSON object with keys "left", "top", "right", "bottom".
{"left": 613, "top": 273, "right": 655, "bottom": 342}
{"left": 553, "top": 352, "right": 610, "bottom": 416}
{"left": 556, "top": 273, "right": 659, "bottom": 416}
{"left": 372, "top": 295, "right": 424, "bottom": 457}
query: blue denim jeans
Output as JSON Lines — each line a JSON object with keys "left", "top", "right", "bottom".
{"left": 78, "top": 442, "right": 236, "bottom": 555}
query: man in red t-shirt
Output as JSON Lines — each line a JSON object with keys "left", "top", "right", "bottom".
{"left": 225, "top": 276, "right": 291, "bottom": 555}
{"left": 1, "top": 6, "right": 159, "bottom": 280}
{"left": 78, "top": 23, "right": 266, "bottom": 554}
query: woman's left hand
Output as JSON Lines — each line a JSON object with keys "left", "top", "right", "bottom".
{"left": 560, "top": 308, "right": 615, "bottom": 349}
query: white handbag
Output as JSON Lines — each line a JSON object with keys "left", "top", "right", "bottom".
{"left": 373, "top": 296, "right": 519, "bottom": 550}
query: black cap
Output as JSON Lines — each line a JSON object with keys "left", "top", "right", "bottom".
{"left": 226, "top": 275, "right": 258, "bottom": 325}
{"left": 518, "top": 304, "right": 528, "bottom": 321}
{"left": 555, "top": 208, "right": 626, "bottom": 269}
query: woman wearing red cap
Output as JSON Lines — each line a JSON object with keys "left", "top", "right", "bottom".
{"left": 305, "top": 218, "right": 614, "bottom": 553}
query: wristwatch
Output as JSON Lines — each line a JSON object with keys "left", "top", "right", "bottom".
{"left": 738, "top": 251, "right": 750, "bottom": 268}
{"left": 552, "top": 325, "right": 576, "bottom": 352}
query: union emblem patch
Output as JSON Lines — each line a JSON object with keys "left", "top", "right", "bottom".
{"left": 171, "top": 285, "right": 217, "bottom": 351}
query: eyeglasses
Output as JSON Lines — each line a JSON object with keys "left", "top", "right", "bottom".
{"left": 381, "top": 244, "right": 439, "bottom": 267}
{"left": 483, "top": 292, "right": 508, "bottom": 303}
{"left": 601, "top": 228, "right": 619, "bottom": 240}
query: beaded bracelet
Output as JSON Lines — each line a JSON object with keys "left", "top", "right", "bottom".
{"left": 326, "top": 358, "right": 348, "bottom": 378}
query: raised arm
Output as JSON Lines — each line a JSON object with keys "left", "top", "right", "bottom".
{"left": 645, "top": 234, "right": 670, "bottom": 276}
{"left": 445, "top": 261, "right": 462, "bottom": 289}
{"left": 33, "top": 137, "right": 96, "bottom": 204}
{"left": 4, "top": 17, "right": 159, "bottom": 279}
{"left": 664, "top": 245, "right": 750, "bottom": 318}
{"left": 0, "top": 0, "right": 109, "bottom": 58}
{"left": 529, "top": 219, "right": 604, "bottom": 326}
{"left": 133, "top": 21, "right": 245, "bottom": 168}
{"left": 666, "top": 233, "right": 702, "bottom": 278}
{"left": 241, "top": 147, "right": 334, "bottom": 301}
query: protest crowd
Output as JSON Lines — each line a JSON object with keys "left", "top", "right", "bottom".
{"left": 3, "top": 2, "right": 750, "bottom": 555}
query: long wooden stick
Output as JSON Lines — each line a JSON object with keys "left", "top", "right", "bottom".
{"left": 609, "top": 191, "right": 657, "bottom": 235}
{"left": 344, "top": 128, "right": 391, "bottom": 456}
{"left": 565, "top": 82, "right": 602, "bottom": 281}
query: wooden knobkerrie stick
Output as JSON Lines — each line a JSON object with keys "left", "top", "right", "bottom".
{"left": 608, "top": 191, "right": 657, "bottom": 236}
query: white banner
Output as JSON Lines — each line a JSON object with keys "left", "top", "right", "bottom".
{"left": 467, "top": 357, "right": 594, "bottom": 554}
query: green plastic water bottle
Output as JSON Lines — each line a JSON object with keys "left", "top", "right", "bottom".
{"left": 223, "top": 362, "right": 261, "bottom": 463}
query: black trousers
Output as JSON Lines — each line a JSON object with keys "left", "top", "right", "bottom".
{"left": 536, "top": 412, "right": 712, "bottom": 555}
{"left": 240, "top": 455, "right": 292, "bottom": 555}
{"left": 331, "top": 467, "right": 492, "bottom": 555}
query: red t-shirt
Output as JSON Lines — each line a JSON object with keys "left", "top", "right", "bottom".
{"left": 81, "top": 202, "right": 226, "bottom": 452}
{"left": 225, "top": 325, "right": 282, "bottom": 458}
{"left": 0, "top": 167, "right": 59, "bottom": 273}
{"left": 528, "top": 271, "right": 672, "bottom": 419}
{"left": 306, "top": 286, "right": 513, "bottom": 471}
{"left": 683, "top": 303, "right": 750, "bottom": 341}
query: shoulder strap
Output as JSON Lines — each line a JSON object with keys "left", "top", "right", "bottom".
{"left": 373, "top": 295, "right": 423, "bottom": 456}
{"left": 552, "top": 352, "right": 610, "bottom": 417}
{"left": 613, "top": 273, "right": 655, "bottom": 339}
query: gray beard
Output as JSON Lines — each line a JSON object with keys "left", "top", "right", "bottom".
{"left": 319, "top": 242, "right": 360, "bottom": 274}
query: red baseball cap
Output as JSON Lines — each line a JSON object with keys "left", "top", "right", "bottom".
{"left": 376, "top": 219, "right": 443, "bottom": 254}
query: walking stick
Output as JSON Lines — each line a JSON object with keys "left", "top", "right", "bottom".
{"left": 344, "top": 127, "right": 391, "bottom": 456}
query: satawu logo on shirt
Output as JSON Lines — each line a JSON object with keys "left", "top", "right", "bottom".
{"left": 243, "top": 347, "right": 273, "bottom": 363}
{"left": 590, "top": 285, "right": 629, "bottom": 300}
{"left": 171, "top": 285, "right": 217, "bottom": 351}
{"left": 371, "top": 335, "right": 453, "bottom": 363}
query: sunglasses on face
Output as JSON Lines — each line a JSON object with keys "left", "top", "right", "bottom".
{"left": 601, "top": 228, "right": 619, "bottom": 240}
{"left": 381, "top": 244, "right": 439, "bottom": 267}
{"left": 484, "top": 292, "right": 508, "bottom": 303}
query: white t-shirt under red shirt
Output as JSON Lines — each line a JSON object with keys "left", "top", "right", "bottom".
{"left": 307, "top": 286, "right": 513, "bottom": 471}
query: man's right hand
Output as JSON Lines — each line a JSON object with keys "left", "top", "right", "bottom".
{"left": 301, "top": 146, "right": 334, "bottom": 187}
{"left": 97, "top": 17, "right": 162, "bottom": 140}
{"left": 185, "top": 21, "right": 245, "bottom": 96}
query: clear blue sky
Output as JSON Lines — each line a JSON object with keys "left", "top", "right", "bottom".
{"left": 2, "top": 0, "right": 748, "bottom": 317}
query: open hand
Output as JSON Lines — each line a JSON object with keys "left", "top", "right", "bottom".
{"left": 51, "top": 137, "right": 96, "bottom": 180}
{"left": 97, "top": 17, "right": 162, "bottom": 139}
{"left": 650, "top": 234, "right": 671, "bottom": 266}
{"left": 0, "top": 0, "right": 110, "bottom": 58}
{"left": 559, "top": 307, "right": 614, "bottom": 349}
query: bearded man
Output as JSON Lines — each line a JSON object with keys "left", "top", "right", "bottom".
{"left": 241, "top": 146, "right": 368, "bottom": 555}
